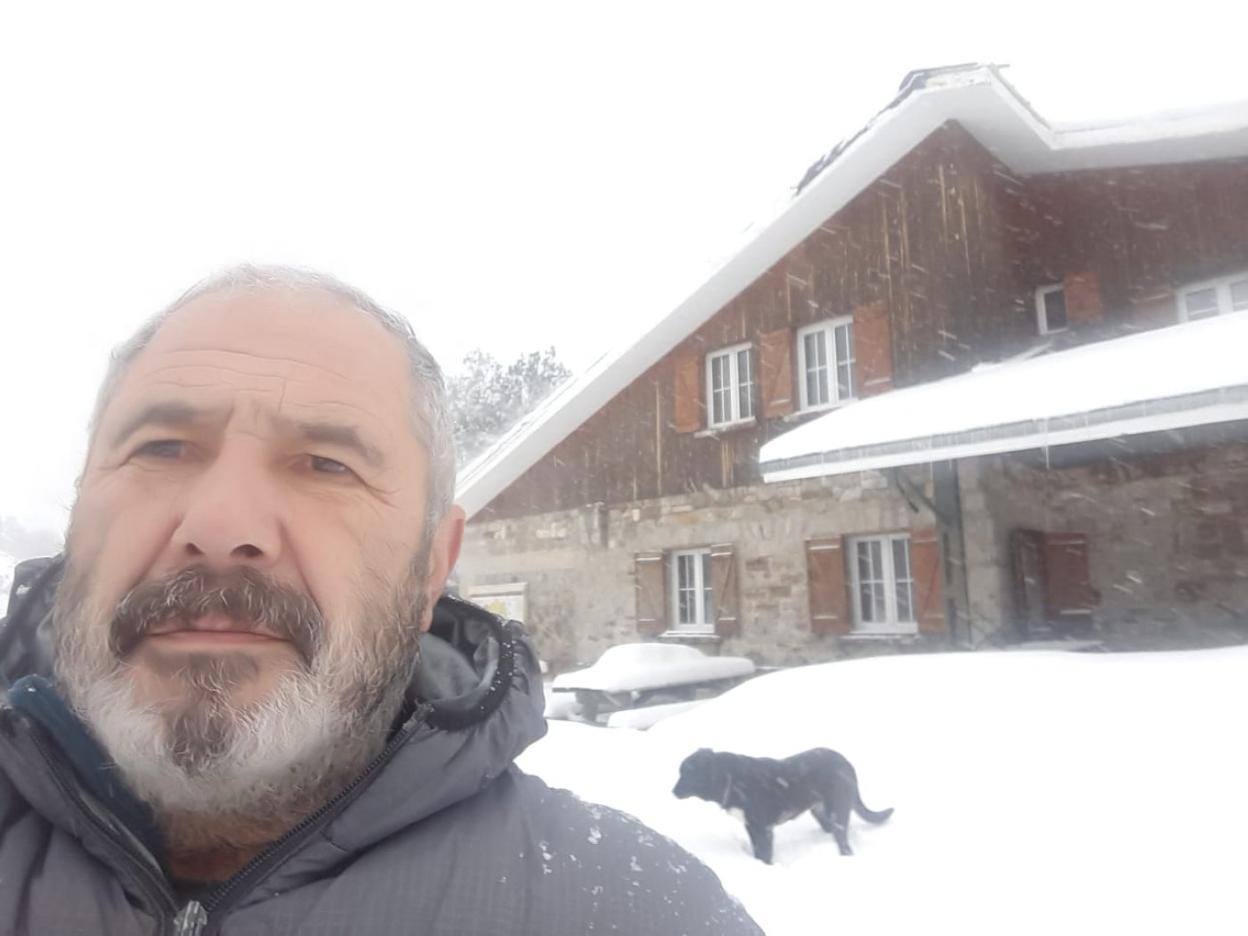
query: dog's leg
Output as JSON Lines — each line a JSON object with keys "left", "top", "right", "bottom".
{"left": 810, "top": 802, "right": 835, "bottom": 833}
{"left": 828, "top": 782, "right": 855, "bottom": 856}
{"left": 745, "top": 822, "right": 774, "bottom": 864}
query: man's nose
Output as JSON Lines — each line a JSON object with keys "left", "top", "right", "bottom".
{"left": 171, "top": 450, "right": 283, "bottom": 570}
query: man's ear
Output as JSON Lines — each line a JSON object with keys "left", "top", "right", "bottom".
{"left": 419, "top": 505, "right": 466, "bottom": 632}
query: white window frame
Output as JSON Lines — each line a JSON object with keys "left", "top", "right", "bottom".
{"left": 1035, "top": 283, "right": 1068, "bottom": 334}
{"left": 848, "top": 533, "right": 917, "bottom": 635}
{"left": 796, "top": 317, "right": 856, "bottom": 413}
{"left": 704, "top": 342, "right": 755, "bottom": 428}
{"left": 669, "top": 548, "right": 715, "bottom": 634}
{"left": 1176, "top": 270, "right": 1248, "bottom": 321}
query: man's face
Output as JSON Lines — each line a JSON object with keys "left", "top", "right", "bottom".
{"left": 54, "top": 288, "right": 463, "bottom": 818}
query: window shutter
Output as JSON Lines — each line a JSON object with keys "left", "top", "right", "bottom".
{"left": 758, "top": 328, "right": 795, "bottom": 418}
{"left": 1063, "top": 272, "right": 1104, "bottom": 325}
{"left": 910, "top": 527, "right": 946, "bottom": 635}
{"left": 634, "top": 551, "right": 667, "bottom": 636}
{"left": 709, "top": 543, "right": 740, "bottom": 637}
{"left": 1043, "top": 533, "right": 1097, "bottom": 617}
{"left": 851, "top": 300, "right": 894, "bottom": 396}
{"left": 672, "top": 351, "right": 702, "bottom": 433}
{"left": 806, "top": 537, "right": 850, "bottom": 635}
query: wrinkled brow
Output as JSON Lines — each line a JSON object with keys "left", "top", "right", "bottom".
{"left": 285, "top": 418, "right": 385, "bottom": 468}
{"left": 109, "top": 401, "right": 221, "bottom": 450}
{"left": 108, "top": 402, "right": 386, "bottom": 469}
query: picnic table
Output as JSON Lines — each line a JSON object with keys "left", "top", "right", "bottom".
{"left": 551, "top": 642, "right": 756, "bottom": 721}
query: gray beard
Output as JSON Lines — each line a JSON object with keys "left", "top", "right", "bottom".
{"left": 52, "top": 562, "right": 428, "bottom": 852}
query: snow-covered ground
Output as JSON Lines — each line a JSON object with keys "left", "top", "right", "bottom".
{"left": 517, "top": 647, "right": 1248, "bottom": 935}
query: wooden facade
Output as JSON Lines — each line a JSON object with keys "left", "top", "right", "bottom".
{"left": 476, "top": 121, "right": 1248, "bottom": 523}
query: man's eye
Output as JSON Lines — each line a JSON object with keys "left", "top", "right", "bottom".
{"left": 133, "top": 440, "right": 186, "bottom": 459}
{"left": 310, "top": 455, "right": 353, "bottom": 476}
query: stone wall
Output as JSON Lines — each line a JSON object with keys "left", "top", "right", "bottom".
{"left": 960, "top": 443, "right": 1248, "bottom": 649}
{"left": 457, "top": 471, "right": 946, "bottom": 671}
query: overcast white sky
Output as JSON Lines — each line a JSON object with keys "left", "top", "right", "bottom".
{"left": 1, "top": 0, "right": 1245, "bottom": 539}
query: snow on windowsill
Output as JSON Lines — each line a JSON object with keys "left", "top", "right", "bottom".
{"left": 657, "top": 630, "right": 721, "bottom": 644}
{"left": 839, "top": 630, "right": 922, "bottom": 641}
{"left": 695, "top": 418, "right": 758, "bottom": 438}
{"left": 782, "top": 399, "right": 857, "bottom": 422}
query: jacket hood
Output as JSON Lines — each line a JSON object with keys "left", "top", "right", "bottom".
{"left": 0, "top": 556, "right": 549, "bottom": 893}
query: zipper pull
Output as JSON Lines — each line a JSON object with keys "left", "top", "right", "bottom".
{"left": 172, "top": 900, "right": 208, "bottom": 936}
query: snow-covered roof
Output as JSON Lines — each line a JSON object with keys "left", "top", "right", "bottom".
{"left": 759, "top": 312, "right": 1248, "bottom": 481}
{"left": 456, "top": 63, "right": 1248, "bottom": 519}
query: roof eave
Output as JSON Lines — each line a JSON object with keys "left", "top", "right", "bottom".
{"left": 760, "top": 391, "right": 1248, "bottom": 482}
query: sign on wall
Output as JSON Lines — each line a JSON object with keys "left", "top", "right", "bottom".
{"left": 466, "top": 582, "right": 528, "bottom": 623}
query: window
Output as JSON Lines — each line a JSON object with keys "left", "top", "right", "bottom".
{"left": 705, "top": 343, "right": 754, "bottom": 427}
{"left": 1035, "top": 284, "right": 1068, "bottom": 333}
{"left": 1177, "top": 271, "right": 1248, "bottom": 320}
{"left": 796, "top": 318, "right": 855, "bottom": 411}
{"left": 670, "top": 548, "right": 714, "bottom": 632}
{"left": 849, "top": 534, "right": 916, "bottom": 634}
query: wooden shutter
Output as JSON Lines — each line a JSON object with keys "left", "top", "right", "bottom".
{"left": 1043, "top": 533, "right": 1097, "bottom": 617}
{"left": 672, "top": 351, "right": 702, "bottom": 433}
{"left": 758, "top": 328, "right": 795, "bottom": 418}
{"left": 635, "top": 551, "right": 667, "bottom": 636}
{"left": 910, "top": 527, "right": 946, "bottom": 635}
{"left": 851, "top": 300, "right": 894, "bottom": 396}
{"left": 710, "top": 544, "right": 740, "bottom": 637}
{"left": 806, "top": 537, "right": 850, "bottom": 635}
{"left": 1063, "top": 272, "right": 1104, "bottom": 325}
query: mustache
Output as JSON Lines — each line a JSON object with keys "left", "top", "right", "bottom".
{"left": 109, "top": 566, "right": 323, "bottom": 664}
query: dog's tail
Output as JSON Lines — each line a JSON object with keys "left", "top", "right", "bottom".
{"left": 854, "top": 793, "right": 894, "bottom": 824}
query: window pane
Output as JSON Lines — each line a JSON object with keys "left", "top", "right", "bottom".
{"left": 892, "top": 539, "right": 910, "bottom": 580}
{"left": 677, "top": 555, "right": 693, "bottom": 624}
{"left": 702, "top": 552, "right": 714, "bottom": 626}
{"left": 1185, "top": 287, "right": 1219, "bottom": 320}
{"left": 857, "top": 541, "right": 873, "bottom": 582}
{"left": 859, "top": 581, "right": 875, "bottom": 622}
{"left": 1043, "top": 289, "right": 1068, "bottom": 331}
{"left": 803, "top": 333, "right": 828, "bottom": 406}
{"left": 835, "top": 324, "right": 855, "bottom": 399}
{"left": 803, "top": 334, "right": 823, "bottom": 406}
{"left": 836, "top": 360, "right": 853, "bottom": 400}
{"left": 714, "top": 355, "right": 730, "bottom": 424}
{"left": 896, "top": 579, "right": 913, "bottom": 622}
{"left": 1231, "top": 279, "right": 1248, "bottom": 312}
{"left": 737, "top": 349, "right": 753, "bottom": 419}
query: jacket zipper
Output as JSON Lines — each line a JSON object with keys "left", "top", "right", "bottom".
{"left": 195, "top": 704, "right": 431, "bottom": 935}
{"left": 22, "top": 717, "right": 178, "bottom": 921}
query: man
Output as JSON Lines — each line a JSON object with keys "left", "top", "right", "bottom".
{"left": 0, "top": 266, "right": 761, "bottom": 935}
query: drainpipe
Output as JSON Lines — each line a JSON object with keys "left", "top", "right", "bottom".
{"left": 890, "top": 462, "right": 972, "bottom": 648}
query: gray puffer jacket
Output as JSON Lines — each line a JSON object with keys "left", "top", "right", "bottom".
{"left": 0, "top": 557, "right": 761, "bottom": 936}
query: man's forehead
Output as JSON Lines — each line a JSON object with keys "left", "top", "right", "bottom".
{"left": 146, "top": 287, "right": 408, "bottom": 381}
{"left": 95, "top": 287, "right": 422, "bottom": 456}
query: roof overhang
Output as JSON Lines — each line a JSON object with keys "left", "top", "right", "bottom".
{"left": 759, "top": 313, "right": 1248, "bottom": 482}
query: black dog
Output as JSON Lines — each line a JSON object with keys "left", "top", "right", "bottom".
{"left": 673, "top": 747, "right": 893, "bottom": 863}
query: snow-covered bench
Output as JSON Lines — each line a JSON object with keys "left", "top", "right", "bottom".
{"left": 551, "top": 642, "right": 756, "bottom": 721}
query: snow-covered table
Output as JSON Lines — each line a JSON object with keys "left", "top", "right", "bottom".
{"left": 551, "top": 642, "right": 756, "bottom": 721}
